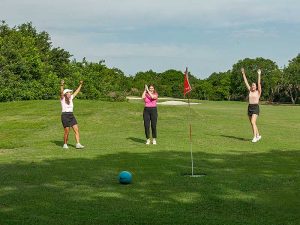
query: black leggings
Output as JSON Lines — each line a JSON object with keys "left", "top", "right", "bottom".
{"left": 143, "top": 107, "right": 158, "bottom": 139}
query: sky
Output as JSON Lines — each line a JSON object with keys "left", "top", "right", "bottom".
{"left": 1, "top": 0, "right": 300, "bottom": 78}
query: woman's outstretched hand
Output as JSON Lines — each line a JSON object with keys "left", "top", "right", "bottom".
{"left": 241, "top": 68, "right": 245, "bottom": 74}
{"left": 257, "top": 69, "right": 261, "bottom": 76}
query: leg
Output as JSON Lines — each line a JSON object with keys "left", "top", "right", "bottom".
{"left": 253, "top": 114, "right": 260, "bottom": 137}
{"left": 250, "top": 114, "right": 259, "bottom": 138}
{"left": 64, "top": 127, "right": 70, "bottom": 144}
{"left": 72, "top": 124, "right": 80, "bottom": 143}
{"left": 150, "top": 108, "right": 158, "bottom": 138}
{"left": 72, "top": 124, "right": 84, "bottom": 148}
{"left": 143, "top": 108, "right": 151, "bottom": 139}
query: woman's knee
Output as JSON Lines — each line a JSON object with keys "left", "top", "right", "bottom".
{"left": 64, "top": 128, "right": 70, "bottom": 133}
{"left": 72, "top": 126, "right": 79, "bottom": 133}
{"left": 251, "top": 119, "right": 257, "bottom": 126}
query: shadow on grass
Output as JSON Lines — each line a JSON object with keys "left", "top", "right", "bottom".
{"left": 51, "top": 140, "right": 76, "bottom": 148}
{"left": 127, "top": 137, "right": 145, "bottom": 144}
{"left": 0, "top": 150, "right": 299, "bottom": 225}
{"left": 220, "top": 134, "right": 251, "bottom": 141}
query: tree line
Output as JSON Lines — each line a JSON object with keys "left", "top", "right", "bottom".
{"left": 1, "top": 22, "right": 300, "bottom": 103}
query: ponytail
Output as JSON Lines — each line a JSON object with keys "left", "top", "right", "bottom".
{"left": 64, "top": 94, "right": 70, "bottom": 105}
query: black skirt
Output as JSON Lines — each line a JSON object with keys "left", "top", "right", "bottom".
{"left": 61, "top": 112, "right": 78, "bottom": 128}
{"left": 248, "top": 104, "right": 260, "bottom": 116}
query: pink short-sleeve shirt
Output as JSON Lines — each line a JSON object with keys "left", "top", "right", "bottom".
{"left": 144, "top": 93, "right": 158, "bottom": 107}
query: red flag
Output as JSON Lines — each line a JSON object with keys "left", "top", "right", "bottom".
{"left": 184, "top": 67, "right": 192, "bottom": 96}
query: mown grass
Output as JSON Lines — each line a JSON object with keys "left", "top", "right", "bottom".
{"left": 0, "top": 100, "right": 299, "bottom": 225}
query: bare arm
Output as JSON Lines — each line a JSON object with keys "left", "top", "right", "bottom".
{"left": 60, "top": 80, "right": 65, "bottom": 99}
{"left": 142, "top": 90, "right": 147, "bottom": 99}
{"left": 257, "top": 69, "right": 262, "bottom": 95}
{"left": 143, "top": 84, "right": 157, "bottom": 99}
{"left": 142, "top": 84, "right": 147, "bottom": 99}
{"left": 241, "top": 68, "right": 250, "bottom": 91}
{"left": 147, "top": 92, "right": 158, "bottom": 99}
{"left": 73, "top": 80, "right": 83, "bottom": 98}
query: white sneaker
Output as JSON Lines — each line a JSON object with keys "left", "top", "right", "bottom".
{"left": 152, "top": 139, "right": 157, "bottom": 145}
{"left": 256, "top": 135, "right": 262, "bottom": 141}
{"left": 63, "top": 144, "right": 69, "bottom": 149}
{"left": 76, "top": 143, "right": 85, "bottom": 149}
{"left": 251, "top": 137, "right": 258, "bottom": 143}
{"left": 146, "top": 139, "right": 150, "bottom": 145}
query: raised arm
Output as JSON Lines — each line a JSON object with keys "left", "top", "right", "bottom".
{"left": 60, "top": 80, "right": 65, "bottom": 99}
{"left": 257, "top": 69, "right": 262, "bottom": 95}
{"left": 144, "top": 84, "right": 157, "bottom": 99}
{"left": 147, "top": 91, "right": 158, "bottom": 100}
{"left": 73, "top": 80, "right": 83, "bottom": 98}
{"left": 241, "top": 68, "right": 250, "bottom": 91}
{"left": 142, "top": 85, "right": 147, "bottom": 99}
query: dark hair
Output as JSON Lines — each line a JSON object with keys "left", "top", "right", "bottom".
{"left": 251, "top": 82, "right": 258, "bottom": 90}
{"left": 64, "top": 94, "right": 70, "bottom": 105}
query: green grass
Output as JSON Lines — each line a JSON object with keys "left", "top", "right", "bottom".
{"left": 0, "top": 100, "right": 299, "bottom": 225}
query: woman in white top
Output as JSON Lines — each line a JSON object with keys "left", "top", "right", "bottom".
{"left": 60, "top": 80, "right": 84, "bottom": 149}
{"left": 241, "top": 68, "right": 262, "bottom": 143}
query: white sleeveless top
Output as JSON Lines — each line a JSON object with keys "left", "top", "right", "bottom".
{"left": 61, "top": 95, "right": 74, "bottom": 112}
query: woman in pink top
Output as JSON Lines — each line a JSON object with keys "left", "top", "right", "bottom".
{"left": 60, "top": 80, "right": 84, "bottom": 149}
{"left": 142, "top": 84, "right": 158, "bottom": 145}
{"left": 241, "top": 68, "right": 262, "bottom": 143}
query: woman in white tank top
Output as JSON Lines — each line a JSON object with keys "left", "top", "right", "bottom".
{"left": 60, "top": 80, "right": 85, "bottom": 149}
{"left": 241, "top": 68, "right": 262, "bottom": 143}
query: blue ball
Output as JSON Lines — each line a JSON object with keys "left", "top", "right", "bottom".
{"left": 119, "top": 171, "right": 132, "bottom": 184}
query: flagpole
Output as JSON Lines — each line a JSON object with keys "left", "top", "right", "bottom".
{"left": 184, "top": 67, "right": 194, "bottom": 176}
{"left": 183, "top": 68, "right": 205, "bottom": 178}
{"left": 187, "top": 92, "right": 194, "bottom": 176}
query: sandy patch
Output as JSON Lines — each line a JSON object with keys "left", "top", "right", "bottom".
{"left": 158, "top": 101, "right": 200, "bottom": 105}
{"left": 127, "top": 97, "right": 200, "bottom": 105}
{"left": 127, "top": 96, "right": 185, "bottom": 100}
{"left": 127, "top": 97, "right": 142, "bottom": 100}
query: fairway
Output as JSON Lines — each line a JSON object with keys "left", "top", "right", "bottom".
{"left": 0, "top": 100, "right": 299, "bottom": 225}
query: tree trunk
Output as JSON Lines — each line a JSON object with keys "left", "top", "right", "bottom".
{"left": 268, "top": 89, "right": 274, "bottom": 103}
{"left": 289, "top": 88, "right": 296, "bottom": 104}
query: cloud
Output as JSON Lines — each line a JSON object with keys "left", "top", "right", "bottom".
{"left": 51, "top": 31, "right": 217, "bottom": 60}
{"left": 231, "top": 28, "right": 279, "bottom": 38}
{"left": 1, "top": 0, "right": 300, "bottom": 77}
{"left": 2, "top": 0, "right": 300, "bottom": 29}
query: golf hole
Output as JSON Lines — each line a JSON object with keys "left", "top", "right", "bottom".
{"left": 182, "top": 172, "right": 207, "bottom": 177}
